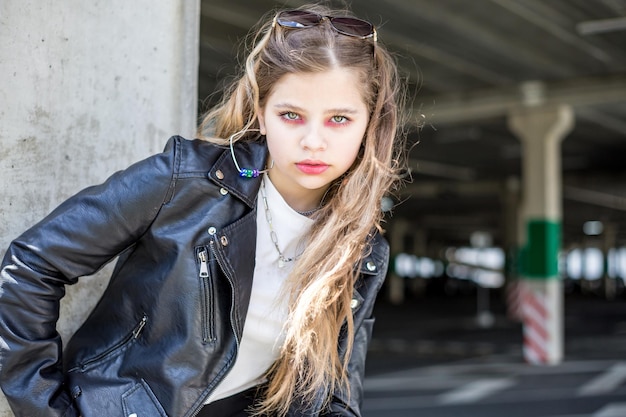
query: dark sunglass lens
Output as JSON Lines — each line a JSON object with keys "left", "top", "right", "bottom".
{"left": 277, "top": 11, "right": 322, "bottom": 28}
{"left": 330, "top": 17, "right": 374, "bottom": 37}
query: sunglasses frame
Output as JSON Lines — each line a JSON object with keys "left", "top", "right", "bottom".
{"left": 272, "top": 10, "right": 378, "bottom": 42}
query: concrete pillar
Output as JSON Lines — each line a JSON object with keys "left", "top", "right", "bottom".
{"left": 0, "top": 1, "right": 199, "bottom": 414}
{"left": 508, "top": 105, "right": 574, "bottom": 365}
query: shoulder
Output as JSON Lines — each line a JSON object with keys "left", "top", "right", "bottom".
{"left": 164, "top": 136, "right": 268, "bottom": 176}
{"left": 162, "top": 136, "right": 226, "bottom": 174}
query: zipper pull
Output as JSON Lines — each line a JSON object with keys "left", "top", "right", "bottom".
{"left": 198, "top": 250, "right": 209, "bottom": 278}
{"left": 133, "top": 315, "right": 147, "bottom": 339}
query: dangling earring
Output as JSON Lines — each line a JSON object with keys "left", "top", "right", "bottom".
{"left": 229, "top": 129, "right": 272, "bottom": 178}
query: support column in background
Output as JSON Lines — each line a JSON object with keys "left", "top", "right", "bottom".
{"left": 508, "top": 105, "right": 574, "bottom": 365}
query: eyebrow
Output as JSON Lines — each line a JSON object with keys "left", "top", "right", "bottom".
{"left": 273, "top": 102, "right": 360, "bottom": 114}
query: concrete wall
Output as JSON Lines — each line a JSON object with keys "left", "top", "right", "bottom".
{"left": 0, "top": 1, "right": 200, "bottom": 415}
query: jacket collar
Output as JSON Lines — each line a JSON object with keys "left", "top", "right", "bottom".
{"left": 208, "top": 140, "right": 269, "bottom": 207}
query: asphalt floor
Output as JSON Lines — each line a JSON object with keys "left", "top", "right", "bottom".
{"left": 365, "top": 280, "right": 626, "bottom": 377}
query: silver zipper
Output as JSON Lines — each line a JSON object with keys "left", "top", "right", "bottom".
{"left": 197, "top": 247, "right": 215, "bottom": 343}
{"left": 198, "top": 250, "right": 209, "bottom": 278}
{"left": 189, "top": 239, "right": 240, "bottom": 417}
{"left": 72, "top": 314, "right": 148, "bottom": 372}
{"left": 132, "top": 315, "right": 148, "bottom": 339}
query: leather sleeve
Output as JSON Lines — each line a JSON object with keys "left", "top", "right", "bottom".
{"left": 323, "top": 236, "right": 390, "bottom": 417}
{"left": 0, "top": 137, "right": 180, "bottom": 417}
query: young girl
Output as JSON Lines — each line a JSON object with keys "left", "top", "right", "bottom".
{"left": 0, "top": 4, "right": 406, "bottom": 417}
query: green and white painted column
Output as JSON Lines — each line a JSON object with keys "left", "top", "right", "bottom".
{"left": 508, "top": 104, "right": 574, "bottom": 365}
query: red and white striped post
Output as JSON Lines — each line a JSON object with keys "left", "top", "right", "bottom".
{"left": 521, "top": 283, "right": 549, "bottom": 363}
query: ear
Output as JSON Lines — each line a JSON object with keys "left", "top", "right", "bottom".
{"left": 257, "top": 110, "right": 267, "bottom": 136}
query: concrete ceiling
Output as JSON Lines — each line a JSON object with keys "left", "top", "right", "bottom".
{"left": 199, "top": 0, "right": 626, "bottom": 249}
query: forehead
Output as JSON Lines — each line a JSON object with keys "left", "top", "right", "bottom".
{"left": 266, "top": 68, "right": 368, "bottom": 110}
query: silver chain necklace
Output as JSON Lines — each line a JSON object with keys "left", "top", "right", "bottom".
{"left": 260, "top": 177, "right": 295, "bottom": 268}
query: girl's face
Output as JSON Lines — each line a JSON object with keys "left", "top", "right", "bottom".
{"left": 258, "top": 68, "right": 369, "bottom": 212}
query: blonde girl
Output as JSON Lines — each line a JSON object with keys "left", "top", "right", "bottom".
{"left": 0, "top": 3, "right": 406, "bottom": 417}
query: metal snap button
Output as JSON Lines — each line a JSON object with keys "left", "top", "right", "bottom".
{"left": 220, "top": 236, "right": 229, "bottom": 246}
{"left": 215, "top": 170, "right": 224, "bottom": 180}
{"left": 208, "top": 227, "right": 217, "bottom": 235}
{"left": 350, "top": 299, "right": 359, "bottom": 309}
{"left": 366, "top": 261, "right": 376, "bottom": 272}
{"left": 220, "top": 188, "right": 228, "bottom": 195}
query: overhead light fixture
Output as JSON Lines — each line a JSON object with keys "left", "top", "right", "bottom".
{"left": 576, "top": 17, "right": 626, "bottom": 35}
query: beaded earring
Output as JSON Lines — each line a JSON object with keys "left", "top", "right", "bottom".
{"left": 229, "top": 129, "right": 273, "bottom": 178}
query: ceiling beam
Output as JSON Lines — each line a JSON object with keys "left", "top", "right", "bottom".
{"left": 416, "top": 74, "right": 626, "bottom": 125}
{"left": 577, "top": 108, "right": 626, "bottom": 137}
{"left": 489, "top": 0, "right": 613, "bottom": 63}
{"left": 382, "top": 31, "right": 512, "bottom": 85}
{"left": 564, "top": 186, "right": 626, "bottom": 212}
{"left": 576, "top": 17, "right": 626, "bottom": 35}
{"left": 382, "top": 0, "right": 575, "bottom": 79}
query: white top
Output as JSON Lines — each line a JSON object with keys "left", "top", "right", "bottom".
{"left": 206, "top": 175, "right": 314, "bottom": 403}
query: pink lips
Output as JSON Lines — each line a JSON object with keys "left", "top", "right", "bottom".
{"left": 296, "top": 160, "right": 329, "bottom": 175}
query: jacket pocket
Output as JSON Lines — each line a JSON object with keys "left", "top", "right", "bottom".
{"left": 69, "top": 314, "right": 148, "bottom": 373}
{"left": 122, "top": 379, "right": 168, "bottom": 417}
{"left": 196, "top": 246, "right": 216, "bottom": 344}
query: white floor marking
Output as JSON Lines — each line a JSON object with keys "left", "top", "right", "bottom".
{"left": 593, "top": 402, "right": 626, "bottom": 417}
{"left": 579, "top": 362, "right": 626, "bottom": 396}
{"left": 437, "top": 378, "right": 516, "bottom": 404}
{"left": 365, "top": 374, "right": 461, "bottom": 391}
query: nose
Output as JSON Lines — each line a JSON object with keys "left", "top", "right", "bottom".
{"left": 300, "top": 125, "right": 327, "bottom": 151}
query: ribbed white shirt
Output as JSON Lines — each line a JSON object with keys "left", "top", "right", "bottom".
{"left": 206, "top": 175, "right": 313, "bottom": 403}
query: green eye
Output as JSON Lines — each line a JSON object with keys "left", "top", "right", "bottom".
{"left": 285, "top": 112, "right": 298, "bottom": 120}
{"left": 331, "top": 115, "right": 347, "bottom": 123}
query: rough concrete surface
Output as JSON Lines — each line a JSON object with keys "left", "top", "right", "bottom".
{"left": 0, "top": 1, "right": 199, "bottom": 414}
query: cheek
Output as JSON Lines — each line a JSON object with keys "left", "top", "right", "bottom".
{"left": 339, "top": 139, "right": 364, "bottom": 168}
{"left": 263, "top": 117, "right": 287, "bottom": 136}
{"left": 265, "top": 136, "right": 287, "bottom": 164}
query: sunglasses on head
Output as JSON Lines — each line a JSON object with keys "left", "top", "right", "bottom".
{"left": 272, "top": 10, "right": 377, "bottom": 42}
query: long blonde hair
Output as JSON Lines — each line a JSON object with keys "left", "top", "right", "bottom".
{"left": 198, "top": 4, "right": 406, "bottom": 415}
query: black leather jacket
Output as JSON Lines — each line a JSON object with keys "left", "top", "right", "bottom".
{"left": 0, "top": 136, "right": 389, "bottom": 417}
